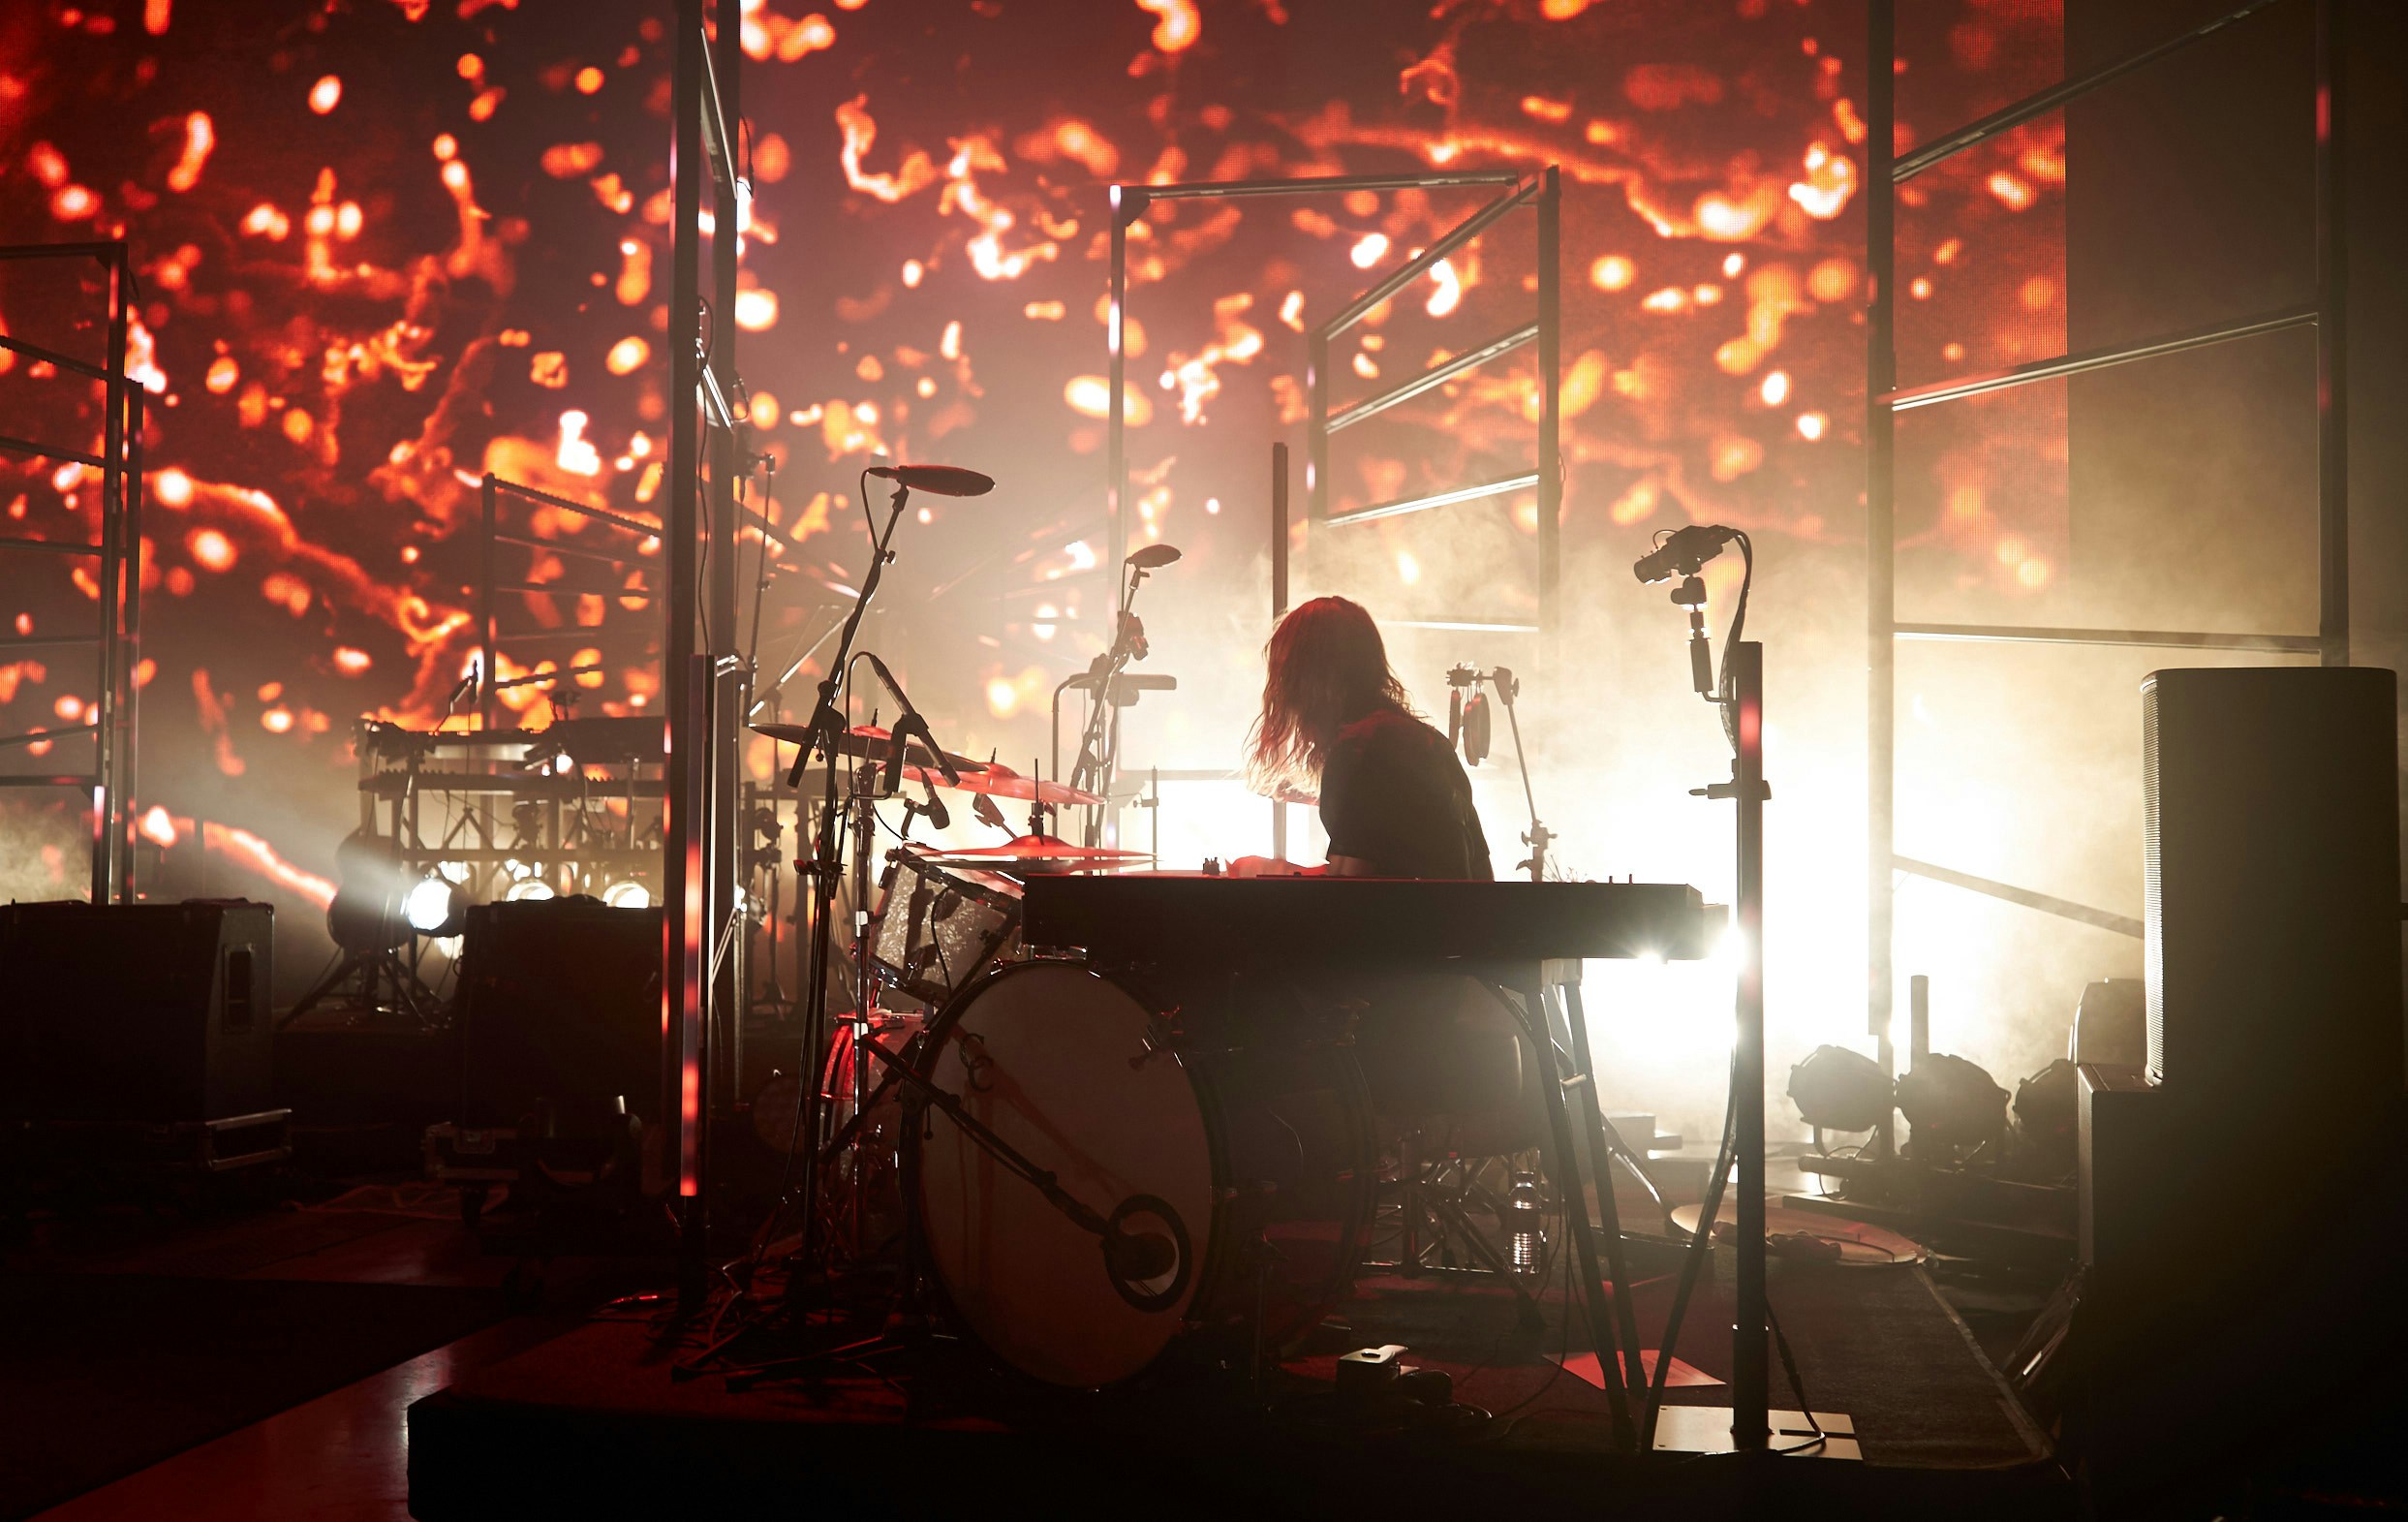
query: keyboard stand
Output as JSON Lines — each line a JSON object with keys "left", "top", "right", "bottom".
{"left": 1483, "top": 957, "right": 1643, "bottom": 1453}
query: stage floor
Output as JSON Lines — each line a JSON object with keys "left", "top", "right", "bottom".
{"left": 408, "top": 1249, "right": 2062, "bottom": 1519}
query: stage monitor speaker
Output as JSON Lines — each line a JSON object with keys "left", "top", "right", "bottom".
{"left": 2141, "top": 666, "right": 2403, "bottom": 1117}
{"left": 456, "top": 897, "right": 662, "bottom": 1133}
{"left": 0, "top": 899, "right": 275, "bottom": 1123}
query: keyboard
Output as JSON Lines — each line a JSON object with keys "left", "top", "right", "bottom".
{"left": 1016, "top": 874, "right": 1720, "bottom": 967}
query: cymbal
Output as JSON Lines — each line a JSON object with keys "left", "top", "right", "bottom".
{"left": 919, "top": 834, "right": 1148, "bottom": 865}
{"left": 749, "top": 722, "right": 988, "bottom": 776}
{"left": 914, "top": 762, "right": 1102, "bottom": 809}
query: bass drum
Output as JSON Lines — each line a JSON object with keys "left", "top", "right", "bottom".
{"left": 911, "top": 959, "right": 1375, "bottom": 1388}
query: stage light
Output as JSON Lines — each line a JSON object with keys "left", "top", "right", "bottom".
{"left": 1896, "top": 1052, "right": 2010, "bottom": 1152}
{"left": 506, "top": 879, "right": 557, "bottom": 902}
{"left": 325, "top": 830, "right": 410, "bottom": 953}
{"left": 1786, "top": 1043, "right": 1894, "bottom": 1134}
{"left": 2012, "top": 1057, "right": 2080, "bottom": 1175}
{"left": 602, "top": 880, "right": 651, "bottom": 910}
{"left": 402, "top": 872, "right": 470, "bottom": 937}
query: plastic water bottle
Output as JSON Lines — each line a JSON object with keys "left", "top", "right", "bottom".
{"left": 1507, "top": 1171, "right": 1544, "bottom": 1273}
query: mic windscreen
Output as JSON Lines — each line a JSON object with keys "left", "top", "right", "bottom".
{"left": 870, "top": 464, "right": 995, "bottom": 497}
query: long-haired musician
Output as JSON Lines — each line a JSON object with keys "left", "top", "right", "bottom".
{"left": 1236, "top": 596, "right": 1491, "bottom": 880}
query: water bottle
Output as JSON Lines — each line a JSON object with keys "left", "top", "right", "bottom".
{"left": 1506, "top": 1170, "right": 1545, "bottom": 1273}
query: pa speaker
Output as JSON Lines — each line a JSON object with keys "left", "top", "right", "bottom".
{"left": 0, "top": 899, "right": 275, "bottom": 1123}
{"left": 456, "top": 898, "right": 662, "bottom": 1132}
{"left": 2141, "top": 666, "right": 2402, "bottom": 1116}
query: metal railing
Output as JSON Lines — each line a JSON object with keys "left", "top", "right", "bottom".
{"left": 477, "top": 471, "right": 664, "bottom": 729}
{"left": 1103, "top": 167, "right": 1561, "bottom": 644}
{"left": 0, "top": 240, "right": 145, "bottom": 902}
{"left": 1865, "top": 0, "right": 2345, "bottom": 1081}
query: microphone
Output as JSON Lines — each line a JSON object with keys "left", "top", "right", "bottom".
{"left": 917, "top": 774, "right": 951, "bottom": 831}
{"left": 1633, "top": 523, "right": 1740, "bottom": 584}
{"left": 865, "top": 463, "right": 995, "bottom": 497}
{"left": 1126, "top": 543, "right": 1183, "bottom": 570}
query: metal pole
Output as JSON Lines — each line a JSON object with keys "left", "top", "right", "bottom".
{"left": 666, "top": 0, "right": 708, "bottom": 1311}
{"left": 1107, "top": 186, "right": 1130, "bottom": 581}
{"left": 479, "top": 474, "right": 497, "bottom": 730}
{"left": 118, "top": 388, "right": 144, "bottom": 900}
{"left": 2313, "top": 0, "right": 2348, "bottom": 668}
{"left": 709, "top": 2, "right": 745, "bottom": 1188}
{"left": 93, "top": 245, "right": 127, "bottom": 906}
{"left": 1909, "top": 972, "right": 1929, "bottom": 1066}
{"left": 1307, "top": 330, "right": 1329, "bottom": 527}
{"left": 1536, "top": 168, "right": 1561, "bottom": 661}
{"left": 1866, "top": 0, "right": 1899, "bottom": 1156}
{"left": 1731, "top": 638, "right": 1768, "bottom": 1451}
{"left": 1271, "top": 440, "right": 1288, "bottom": 861}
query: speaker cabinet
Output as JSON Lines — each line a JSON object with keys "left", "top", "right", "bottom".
{"left": 0, "top": 900, "right": 275, "bottom": 1123}
{"left": 457, "top": 898, "right": 662, "bottom": 1132}
{"left": 2141, "top": 666, "right": 2403, "bottom": 1114}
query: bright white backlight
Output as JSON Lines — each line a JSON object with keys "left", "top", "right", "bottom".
{"left": 602, "top": 881, "right": 651, "bottom": 910}
{"left": 505, "top": 879, "right": 556, "bottom": 902}
{"left": 402, "top": 876, "right": 455, "bottom": 933}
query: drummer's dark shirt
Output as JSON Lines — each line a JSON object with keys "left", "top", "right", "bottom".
{"left": 1318, "top": 706, "right": 1493, "bottom": 880}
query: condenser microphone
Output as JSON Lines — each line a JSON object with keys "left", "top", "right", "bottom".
{"left": 865, "top": 463, "right": 995, "bottom": 497}
{"left": 1126, "top": 543, "right": 1183, "bottom": 570}
{"left": 1632, "top": 523, "right": 1739, "bottom": 584}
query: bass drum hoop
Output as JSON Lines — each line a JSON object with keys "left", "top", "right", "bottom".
{"left": 905, "top": 956, "right": 1374, "bottom": 1386}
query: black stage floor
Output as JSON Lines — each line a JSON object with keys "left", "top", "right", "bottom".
{"left": 408, "top": 1249, "right": 2064, "bottom": 1520}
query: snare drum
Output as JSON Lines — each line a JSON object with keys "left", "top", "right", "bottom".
{"left": 869, "top": 850, "right": 1022, "bottom": 1006}
{"left": 911, "top": 959, "right": 1377, "bottom": 1388}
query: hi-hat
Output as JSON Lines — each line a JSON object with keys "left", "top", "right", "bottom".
{"left": 750, "top": 721, "right": 988, "bottom": 777}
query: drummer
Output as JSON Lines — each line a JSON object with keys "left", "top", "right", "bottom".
{"left": 1230, "top": 597, "right": 1491, "bottom": 881}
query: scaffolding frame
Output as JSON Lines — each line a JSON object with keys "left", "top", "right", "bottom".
{"left": 1865, "top": 0, "right": 2346, "bottom": 1082}
{"left": 476, "top": 471, "right": 664, "bottom": 730}
{"left": 1103, "top": 167, "right": 1561, "bottom": 640}
{"left": 0, "top": 240, "right": 145, "bottom": 904}
{"left": 665, "top": 0, "right": 748, "bottom": 1300}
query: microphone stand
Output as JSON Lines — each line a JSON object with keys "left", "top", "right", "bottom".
{"left": 1061, "top": 556, "right": 1155, "bottom": 847}
{"left": 1448, "top": 664, "right": 1554, "bottom": 882}
{"left": 774, "top": 477, "right": 912, "bottom": 1285}
{"left": 1640, "top": 527, "right": 1777, "bottom": 1455}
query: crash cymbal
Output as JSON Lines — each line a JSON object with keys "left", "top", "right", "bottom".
{"left": 920, "top": 834, "right": 1148, "bottom": 864}
{"left": 913, "top": 762, "right": 1101, "bottom": 809}
{"left": 748, "top": 722, "right": 988, "bottom": 776}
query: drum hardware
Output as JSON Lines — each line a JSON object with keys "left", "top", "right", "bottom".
{"left": 744, "top": 462, "right": 984, "bottom": 1292}
{"left": 829, "top": 1018, "right": 1195, "bottom": 1296}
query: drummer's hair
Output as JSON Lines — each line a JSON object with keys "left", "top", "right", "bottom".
{"left": 1247, "top": 596, "right": 1410, "bottom": 791}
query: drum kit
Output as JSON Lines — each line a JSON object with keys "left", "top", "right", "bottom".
{"left": 730, "top": 465, "right": 1574, "bottom": 1395}
{"left": 744, "top": 725, "right": 1553, "bottom": 1390}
